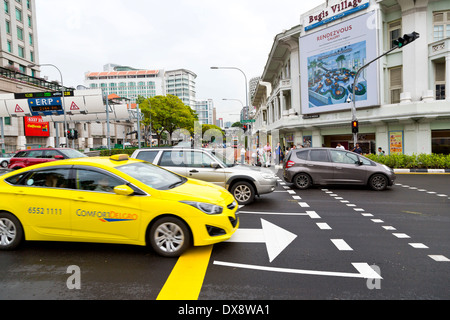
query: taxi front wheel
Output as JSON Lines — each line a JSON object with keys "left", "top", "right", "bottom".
{"left": 0, "top": 212, "right": 23, "bottom": 251}
{"left": 149, "top": 217, "right": 191, "bottom": 258}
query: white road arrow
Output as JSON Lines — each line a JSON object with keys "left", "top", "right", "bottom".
{"left": 226, "top": 219, "right": 297, "bottom": 263}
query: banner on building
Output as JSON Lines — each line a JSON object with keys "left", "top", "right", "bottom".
{"left": 299, "top": 11, "right": 379, "bottom": 115}
{"left": 24, "top": 116, "right": 50, "bottom": 137}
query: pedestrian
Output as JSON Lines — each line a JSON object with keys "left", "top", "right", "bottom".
{"left": 336, "top": 143, "right": 345, "bottom": 150}
{"left": 240, "top": 145, "right": 246, "bottom": 164}
{"left": 275, "top": 142, "right": 282, "bottom": 164}
{"left": 263, "top": 142, "right": 272, "bottom": 166}
{"left": 352, "top": 143, "right": 362, "bottom": 154}
{"left": 378, "top": 147, "right": 385, "bottom": 156}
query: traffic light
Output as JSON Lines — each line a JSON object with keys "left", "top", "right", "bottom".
{"left": 394, "top": 32, "right": 420, "bottom": 48}
{"left": 73, "top": 130, "right": 79, "bottom": 140}
{"left": 352, "top": 121, "right": 359, "bottom": 134}
{"left": 243, "top": 125, "right": 248, "bottom": 133}
{"left": 66, "top": 130, "right": 73, "bottom": 140}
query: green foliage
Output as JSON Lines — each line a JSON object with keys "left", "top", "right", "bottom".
{"left": 365, "top": 153, "right": 450, "bottom": 169}
{"left": 136, "top": 95, "right": 198, "bottom": 145}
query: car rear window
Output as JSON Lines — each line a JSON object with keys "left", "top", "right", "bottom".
{"left": 135, "top": 151, "right": 159, "bottom": 163}
{"left": 296, "top": 150, "right": 309, "bottom": 160}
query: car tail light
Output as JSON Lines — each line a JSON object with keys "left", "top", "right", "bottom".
{"left": 286, "top": 160, "right": 295, "bottom": 168}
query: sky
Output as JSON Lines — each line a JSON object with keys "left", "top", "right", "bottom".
{"left": 35, "top": 0, "right": 323, "bottom": 123}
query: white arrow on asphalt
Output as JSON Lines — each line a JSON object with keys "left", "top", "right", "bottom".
{"left": 226, "top": 219, "right": 297, "bottom": 263}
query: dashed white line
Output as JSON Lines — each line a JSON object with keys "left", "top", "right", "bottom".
{"left": 331, "top": 239, "right": 353, "bottom": 251}
{"left": 409, "top": 243, "right": 429, "bottom": 249}
{"left": 317, "top": 223, "right": 332, "bottom": 230}
{"left": 393, "top": 233, "right": 411, "bottom": 239}
{"left": 429, "top": 255, "right": 450, "bottom": 262}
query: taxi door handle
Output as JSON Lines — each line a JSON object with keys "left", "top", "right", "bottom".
{"left": 189, "top": 170, "right": 199, "bottom": 173}
{"left": 75, "top": 197, "right": 87, "bottom": 202}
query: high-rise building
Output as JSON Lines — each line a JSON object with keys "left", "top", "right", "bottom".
{"left": 194, "top": 99, "right": 214, "bottom": 125}
{"left": 165, "top": 69, "right": 197, "bottom": 107}
{"left": 0, "top": 0, "right": 39, "bottom": 77}
{"left": 85, "top": 64, "right": 165, "bottom": 103}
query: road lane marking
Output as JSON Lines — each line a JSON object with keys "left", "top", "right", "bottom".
{"left": 298, "top": 202, "right": 310, "bottom": 208}
{"left": 331, "top": 239, "right": 353, "bottom": 251}
{"left": 157, "top": 245, "right": 213, "bottom": 301}
{"left": 226, "top": 219, "right": 297, "bottom": 263}
{"left": 213, "top": 261, "right": 382, "bottom": 279}
{"left": 409, "top": 243, "right": 429, "bottom": 249}
{"left": 393, "top": 233, "right": 411, "bottom": 239}
{"left": 317, "top": 222, "right": 332, "bottom": 230}
{"left": 429, "top": 255, "right": 450, "bottom": 262}
{"left": 239, "top": 211, "right": 310, "bottom": 216}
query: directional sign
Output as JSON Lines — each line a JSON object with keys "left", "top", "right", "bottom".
{"left": 226, "top": 219, "right": 297, "bottom": 263}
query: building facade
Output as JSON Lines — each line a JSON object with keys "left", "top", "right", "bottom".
{"left": 165, "top": 69, "right": 197, "bottom": 108}
{"left": 194, "top": 99, "right": 214, "bottom": 125}
{"left": 0, "top": 0, "right": 39, "bottom": 77}
{"left": 252, "top": 0, "right": 450, "bottom": 155}
{"left": 85, "top": 64, "right": 165, "bottom": 103}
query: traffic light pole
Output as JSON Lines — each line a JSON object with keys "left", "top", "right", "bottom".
{"left": 351, "top": 31, "right": 419, "bottom": 148}
{"left": 351, "top": 45, "right": 400, "bottom": 147}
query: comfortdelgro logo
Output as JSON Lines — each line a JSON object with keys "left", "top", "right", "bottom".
{"left": 76, "top": 209, "right": 138, "bottom": 222}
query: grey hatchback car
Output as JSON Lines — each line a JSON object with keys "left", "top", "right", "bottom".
{"left": 283, "top": 148, "right": 396, "bottom": 191}
{"left": 131, "top": 148, "right": 278, "bottom": 205}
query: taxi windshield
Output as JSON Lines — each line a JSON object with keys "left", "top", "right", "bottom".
{"left": 116, "top": 162, "right": 186, "bottom": 190}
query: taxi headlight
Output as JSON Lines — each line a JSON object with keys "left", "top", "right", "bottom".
{"left": 180, "top": 201, "right": 223, "bottom": 215}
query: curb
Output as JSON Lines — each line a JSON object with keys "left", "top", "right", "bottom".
{"left": 394, "top": 169, "right": 450, "bottom": 174}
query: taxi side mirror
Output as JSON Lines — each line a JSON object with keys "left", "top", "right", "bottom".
{"left": 114, "top": 185, "right": 135, "bottom": 196}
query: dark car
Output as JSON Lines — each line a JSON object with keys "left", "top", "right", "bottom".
{"left": 8, "top": 148, "right": 87, "bottom": 170}
{"left": 283, "top": 148, "right": 396, "bottom": 191}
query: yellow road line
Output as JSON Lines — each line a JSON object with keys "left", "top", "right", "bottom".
{"left": 157, "top": 245, "right": 213, "bottom": 300}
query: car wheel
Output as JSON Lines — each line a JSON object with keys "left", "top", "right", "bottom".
{"left": 231, "top": 181, "right": 255, "bottom": 205}
{"left": 0, "top": 161, "right": 8, "bottom": 168}
{"left": 369, "top": 174, "right": 388, "bottom": 191}
{"left": 0, "top": 212, "right": 23, "bottom": 251}
{"left": 149, "top": 217, "right": 191, "bottom": 258}
{"left": 293, "top": 173, "right": 312, "bottom": 190}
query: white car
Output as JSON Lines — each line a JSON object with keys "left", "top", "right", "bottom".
{"left": 0, "top": 153, "right": 14, "bottom": 168}
{"left": 131, "top": 148, "right": 278, "bottom": 205}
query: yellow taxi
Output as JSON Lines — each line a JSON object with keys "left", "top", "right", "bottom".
{"left": 0, "top": 154, "right": 239, "bottom": 257}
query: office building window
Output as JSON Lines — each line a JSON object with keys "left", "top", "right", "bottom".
{"left": 433, "top": 11, "right": 450, "bottom": 41}
{"left": 389, "top": 67, "right": 402, "bottom": 104}
{"left": 435, "top": 61, "right": 446, "bottom": 100}
{"left": 388, "top": 20, "right": 402, "bottom": 49}
{"left": 15, "top": 7, "right": 22, "bottom": 21}
{"left": 18, "top": 46, "right": 24, "bottom": 58}
{"left": 17, "top": 26, "right": 23, "bottom": 40}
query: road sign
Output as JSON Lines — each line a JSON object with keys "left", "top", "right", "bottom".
{"left": 28, "top": 97, "right": 64, "bottom": 116}
{"left": 241, "top": 119, "right": 255, "bottom": 123}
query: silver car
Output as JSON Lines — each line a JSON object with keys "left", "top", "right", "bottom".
{"left": 131, "top": 148, "right": 278, "bottom": 205}
{"left": 283, "top": 148, "right": 396, "bottom": 191}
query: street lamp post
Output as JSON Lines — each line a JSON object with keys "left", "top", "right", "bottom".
{"left": 211, "top": 67, "right": 249, "bottom": 113}
{"left": 28, "top": 63, "right": 68, "bottom": 147}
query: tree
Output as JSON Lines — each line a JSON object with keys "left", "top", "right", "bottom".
{"left": 137, "top": 95, "right": 198, "bottom": 146}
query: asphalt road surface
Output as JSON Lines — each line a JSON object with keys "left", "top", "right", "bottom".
{"left": 0, "top": 172, "right": 448, "bottom": 302}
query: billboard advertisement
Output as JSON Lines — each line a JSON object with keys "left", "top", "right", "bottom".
{"left": 300, "top": 11, "right": 379, "bottom": 115}
{"left": 24, "top": 116, "right": 50, "bottom": 137}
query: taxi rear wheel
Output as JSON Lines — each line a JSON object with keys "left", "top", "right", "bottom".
{"left": 149, "top": 217, "right": 191, "bottom": 258}
{"left": 0, "top": 212, "right": 23, "bottom": 251}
